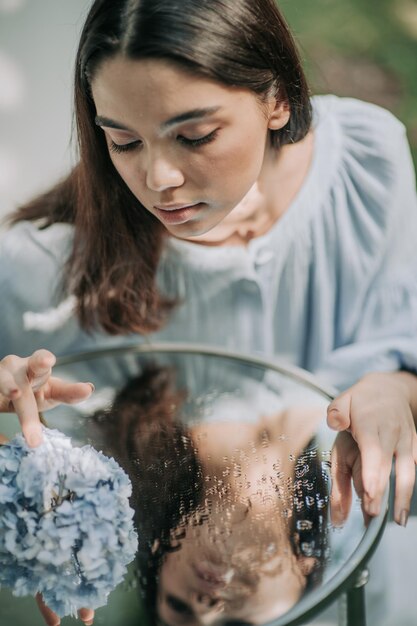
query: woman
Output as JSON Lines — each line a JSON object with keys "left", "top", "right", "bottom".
{"left": 1, "top": 0, "right": 417, "bottom": 620}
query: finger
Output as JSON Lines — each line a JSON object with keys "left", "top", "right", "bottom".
{"left": 0, "top": 433, "right": 9, "bottom": 444}
{"left": 327, "top": 392, "right": 351, "bottom": 431}
{"left": 78, "top": 608, "right": 95, "bottom": 625}
{"left": 11, "top": 381, "right": 43, "bottom": 448}
{"left": 35, "top": 593, "right": 60, "bottom": 626}
{"left": 0, "top": 363, "right": 21, "bottom": 401}
{"left": 43, "top": 378, "right": 95, "bottom": 406}
{"left": 347, "top": 458, "right": 372, "bottom": 527}
{"left": 358, "top": 429, "right": 391, "bottom": 517}
{"left": 330, "top": 435, "right": 353, "bottom": 526}
{"left": 27, "top": 350, "right": 56, "bottom": 388}
{"left": 393, "top": 436, "right": 416, "bottom": 526}
{"left": 354, "top": 428, "right": 382, "bottom": 501}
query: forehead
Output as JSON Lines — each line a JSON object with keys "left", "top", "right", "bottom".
{"left": 91, "top": 55, "right": 253, "bottom": 123}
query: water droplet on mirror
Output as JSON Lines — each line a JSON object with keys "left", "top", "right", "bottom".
{"left": 296, "top": 519, "right": 313, "bottom": 531}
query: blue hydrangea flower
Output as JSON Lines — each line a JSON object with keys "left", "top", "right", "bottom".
{"left": 0, "top": 427, "right": 138, "bottom": 617}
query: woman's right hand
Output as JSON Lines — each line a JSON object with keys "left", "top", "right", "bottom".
{"left": 0, "top": 349, "right": 94, "bottom": 447}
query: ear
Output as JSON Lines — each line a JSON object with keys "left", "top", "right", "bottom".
{"left": 267, "top": 99, "right": 290, "bottom": 130}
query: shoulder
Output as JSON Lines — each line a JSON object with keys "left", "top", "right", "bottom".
{"left": 312, "top": 95, "right": 412, "bottom": 196}
{"left": 0, "top": 220, "right": 73, "bottom": 299}
{"left": 311, "top": 96, "right": 415, "bottom": 236}
{"left": 0, "top": 221, "right": 75, "bottom": 356}
{"left": 306, "top": 97, "right": 417, "bottom": 292}
{"left": 313, "top": 94, "right": 407, "bottom": 154}
{"left": 0, "top": 217, "right": 74, "bottom": 288}
{"left": 0, "top": 220, "right": 73, "bottom": 263}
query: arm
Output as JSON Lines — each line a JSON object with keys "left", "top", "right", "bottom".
{"left": 319, "top": 106, "right": 417, "bottom": 526}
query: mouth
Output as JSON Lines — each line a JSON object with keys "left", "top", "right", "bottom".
{"left": 153, "top": 202, "right": 205, "bottom": 225}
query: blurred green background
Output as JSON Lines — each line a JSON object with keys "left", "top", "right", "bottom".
{"left": 280, "top": 0, "right": 417, "bottom": 164}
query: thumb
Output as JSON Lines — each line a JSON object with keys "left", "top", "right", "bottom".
{"left": 327, "top": 392, "right": 351, "bottom": 431}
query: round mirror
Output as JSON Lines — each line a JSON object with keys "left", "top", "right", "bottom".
{"left": 0, "top": 344, "right": 387, "bottom": 626}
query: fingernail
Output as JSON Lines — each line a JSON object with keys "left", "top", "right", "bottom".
{"left": 400, "top": 509, "right": 409, "bottom": 528}
{"left": 327, "top": 409, "right": 345, "bottom": 430}
{"left": 86, "top": 382, "right": 95, "bottom": 393}
{"left": 332, "top": 514, "right": 344, "bottom": 528}
{"left": 84, "top": 621, "right": 94, "bottom": 626}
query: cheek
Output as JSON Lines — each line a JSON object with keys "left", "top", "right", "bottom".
{"left": 108, "top": 152, "right": 147, "bottom": 197}
{"left": 213, "top": 125, "right": 267, "bottom": 178}
{"left": 202, "top": 130, "right": 267, "bottom": 201}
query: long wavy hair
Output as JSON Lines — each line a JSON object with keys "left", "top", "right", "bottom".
{"left": 10, "top": 0, "right": 312, "bottom": 335}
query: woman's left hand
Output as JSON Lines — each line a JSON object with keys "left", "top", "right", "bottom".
{"left": 327, "top": 372, "right": 417, "bottom": 527}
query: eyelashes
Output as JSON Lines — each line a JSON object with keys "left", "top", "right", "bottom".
{"left": 109, "top": 129, "right": 218, "bottom": 154}
{"left": 109, "top": 140, "right": 140, "bottom": 154}
{"left": 177, "top": 129, "right": 218, "bottom": 147}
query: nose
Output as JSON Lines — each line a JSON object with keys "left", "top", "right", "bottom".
{"left": 145, "top": 150, "right": 184, "bottom": 192}
{"left": 196, "top": 594, "right": 221, "bottom": 609}
{"left": 192, "top": 593, "right": 223, "bottom": 619}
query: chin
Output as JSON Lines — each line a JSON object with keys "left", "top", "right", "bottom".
{"left": 168, "top": 221, "right": 222, "bottom": 239}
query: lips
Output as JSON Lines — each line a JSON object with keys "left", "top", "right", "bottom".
{"left": 154, "top": 202, "right": 199, "bottom": 211}
{"left": 153, "top": 202, "right": 205, "bottom": 225}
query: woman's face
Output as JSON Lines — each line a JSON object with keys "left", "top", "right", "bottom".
{"left": 91, "top": 56, "right": 288, "bottom": 240}
{"left": 156, "top": 505, "right": 308, "bottom": 626}
{"left": 155, "top": 419, "right": 313, "bottom": 626}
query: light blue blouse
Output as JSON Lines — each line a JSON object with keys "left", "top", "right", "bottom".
{"left": 1, "top": 95, "right": 417, "bottom": 391}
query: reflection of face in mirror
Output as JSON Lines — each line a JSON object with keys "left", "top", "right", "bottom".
{"left": 158, "top": 413, "right": 327, "bottom": 626}
{"left": 94, "top": 367, "right": 329, "bottom": 626}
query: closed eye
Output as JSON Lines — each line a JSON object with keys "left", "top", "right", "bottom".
{"left": 109, "top": 139, "right": 141, "bottom": 154}
{"left": 109, "top": 129, "right": 218, "bottom": 154}
{"left": 177, "top": 129, "right": 218, "bottom": 147}
{"left": 166, "top": 594, "right": 194, "bottom": 616}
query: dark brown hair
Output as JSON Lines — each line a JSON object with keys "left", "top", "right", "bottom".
{"left": 92, "top": 365, "right": 204, "bottom": 619}
{"left": 10, "top": 0, "right": 311, "bottom": 335}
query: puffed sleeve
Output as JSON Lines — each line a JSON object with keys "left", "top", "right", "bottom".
{"left": 315, "top": 99, "right": 417, "bottom": 391}
{"left": 0, "top": 221, "right": 103, "bottom": 358}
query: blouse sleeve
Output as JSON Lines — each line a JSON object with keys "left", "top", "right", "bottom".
{"left": 0, "top": 221, "right": 104, "bottom": 359}
{"left": 315, "top": 99, "right": 417, "bottom": 391}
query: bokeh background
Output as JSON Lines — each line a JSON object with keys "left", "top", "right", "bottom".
{"left": 0, "top": 0, "right": 417, "bottom": 220}
{"left": 0, "top": 1, "right": 417, "bottom": 625}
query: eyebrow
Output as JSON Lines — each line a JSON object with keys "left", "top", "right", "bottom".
{"left": 95, "top": 106, "right": 221, "bottom": 132}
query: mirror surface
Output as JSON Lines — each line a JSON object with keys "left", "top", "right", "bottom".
{"left": 0, "top": 347, "right": 380, "bottom": 626}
